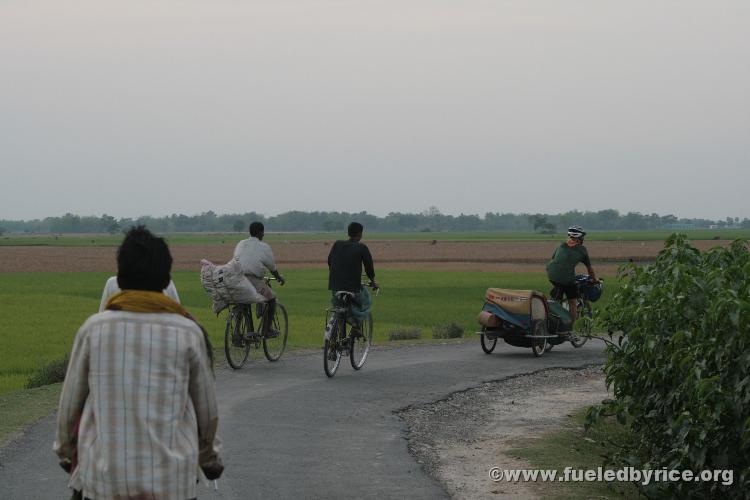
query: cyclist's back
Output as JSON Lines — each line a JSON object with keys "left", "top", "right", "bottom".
{"left": 328, "top": 238, "right": 375, "bottom": 293}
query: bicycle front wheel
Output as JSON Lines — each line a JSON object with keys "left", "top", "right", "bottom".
{"left": 570, "top": 299, "right": 592, "bottom": 348}
{"left": 324, "top": 317, "right": 343, "bottom": 378}
{"left": 263, "top": 302, "right": 289, "bottom": 362}
{"left": 350, "top": 312, "right": 373, "bottom": 370}
{"left": 225, "top": 306, "right": 251, "bottom": 369}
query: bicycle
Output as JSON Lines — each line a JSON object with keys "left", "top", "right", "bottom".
{"left": 556, "top": 275, "right": 603, "bottom": 349}
{"left": 224, "top": 277, "right": 289, "bottom": 369}
{"left": 323, "top": 281, "right": 378, "bottom": 378}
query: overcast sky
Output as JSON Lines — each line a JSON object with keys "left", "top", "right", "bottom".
{"left": 1, "top": 0, "right": 748, "bottom": 221}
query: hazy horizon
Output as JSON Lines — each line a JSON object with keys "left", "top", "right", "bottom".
{"left": 2, "top": 1, "right": 748, "bottom": 220}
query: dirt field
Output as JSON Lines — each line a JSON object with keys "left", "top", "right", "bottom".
{"left": 0, "top": 239, "right": 730, "bottom": 273}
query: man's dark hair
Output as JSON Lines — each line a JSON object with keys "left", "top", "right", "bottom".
{"left": 249, "top": 221, "right": 264, "bottom": 237}
{"left": 116, "top": 226, "right": 172, "bottom": 292}
{"left": 348, "top": 222, "right": 364, "bottom": 238}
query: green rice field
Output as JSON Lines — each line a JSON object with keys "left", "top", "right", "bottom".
{"left": 0, "top": 269, "right": 621, "bottom": 395}
{"left": 1, "top": 229, "right": 748, "bottom": 247}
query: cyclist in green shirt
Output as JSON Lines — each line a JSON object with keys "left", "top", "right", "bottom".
{"left": 546, "top": 226, "right": 597, "bottom": 322}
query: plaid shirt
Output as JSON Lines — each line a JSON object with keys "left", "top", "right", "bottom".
{"left": 53, "top": 310, "right": 221, "bottom": 500}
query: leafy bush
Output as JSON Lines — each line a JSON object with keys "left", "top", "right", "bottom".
{"left": 25, "top": 355, "right": 69, "bottom": 389}
{"left": 388, "top": 326, "right": 421, "bottom": 341}
{"left": 431, "top": 322, "right": 464, "bottom": 339}
{"left": 589, "top": 235, "right": 750, "bottom": 498}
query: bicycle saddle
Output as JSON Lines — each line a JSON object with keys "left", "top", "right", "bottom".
{"left": 334, "top": 291, "right": 356, "bottom": 300}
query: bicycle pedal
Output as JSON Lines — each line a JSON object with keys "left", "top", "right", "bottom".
{"left": 265, "top": 329, "right": 280, "bottom": 339}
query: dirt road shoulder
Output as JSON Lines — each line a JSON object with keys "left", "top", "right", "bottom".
{"left": 399, "top": 367, "right": 612, "bottom": 499}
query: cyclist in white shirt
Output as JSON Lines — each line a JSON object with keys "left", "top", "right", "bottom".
{"left": 233, "top": 222, "right": 285, "bottom": 335}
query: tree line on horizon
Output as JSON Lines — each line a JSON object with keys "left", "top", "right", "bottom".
{"left": 0, "top": 208, "right": 746, "bottom": 235}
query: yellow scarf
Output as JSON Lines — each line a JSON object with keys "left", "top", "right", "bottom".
{"left": 105, "top": 290, "right": 214, "bottom": 367}
{"left": 106, "top": 290, "right": 189, "bottom": 316}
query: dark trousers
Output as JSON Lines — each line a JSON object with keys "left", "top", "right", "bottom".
{"left": 262, "top": 298, "right": 277, "bottom": 333}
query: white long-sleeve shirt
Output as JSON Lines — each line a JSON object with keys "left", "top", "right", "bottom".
{"left": 233, "top": 237, "right": 277, "bottom": 278}
{"left": 98, "top": 276, "right": 180, "bottom": 312}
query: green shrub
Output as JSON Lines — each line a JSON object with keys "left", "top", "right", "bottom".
{"left": 431, "top": 322, "right": 464, "bottom": 339}
{"left": 589, "top": 234, "right": 750, "bottom": 498}
{"left": 25, "top": 355, "right": 69, "bottom": 389}
{"left": 388, "top": 326, "right": 421, "bottom": 341}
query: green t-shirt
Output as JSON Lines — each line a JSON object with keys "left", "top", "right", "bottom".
{"left": 546, "top": 242, "right": 591, "bottom": 285}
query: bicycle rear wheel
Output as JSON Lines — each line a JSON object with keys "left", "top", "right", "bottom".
{"left": 225, "top": 306, "right": 251, "bottom": 369}
{"left": 263, "top": 303, "right": 289, "bottom": 362}
{"left": 324, "top": 317, "right": 343, "bottom": 378}
{"left": 350, "top": 312, "right": 373, "bottom": 370}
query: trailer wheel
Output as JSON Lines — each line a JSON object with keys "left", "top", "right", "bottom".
{"left": 480, "top": 328, "right": 497, "bottom": 354}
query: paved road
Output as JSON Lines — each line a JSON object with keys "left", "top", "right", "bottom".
{"left": 0, "top": 340, "right": 605, "bottom": 499}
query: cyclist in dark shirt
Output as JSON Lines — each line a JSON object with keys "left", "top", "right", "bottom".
{"left": 546, "top": 225, "right": 596, "bottom": 322}
{"left": 328, "top": 222, "right": 379, "bottom": 332}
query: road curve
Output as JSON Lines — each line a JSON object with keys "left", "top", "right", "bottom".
{"left": 0, "top": 340, "right": 605, "bottom": 499}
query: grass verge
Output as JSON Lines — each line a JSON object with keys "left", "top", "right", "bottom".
{"left": 0, "top": 384, "right": 61, "bottom": 447}
{"left": 506, "top": 407, "right": 639, "bottom": 499}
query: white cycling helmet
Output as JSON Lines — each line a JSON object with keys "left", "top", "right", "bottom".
{"left": 567, "top": 226, "right": 586, "bottom": 239}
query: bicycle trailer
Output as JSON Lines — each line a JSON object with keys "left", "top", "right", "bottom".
{"left": 477, "top": 288, "right": 568, "bottom": 356}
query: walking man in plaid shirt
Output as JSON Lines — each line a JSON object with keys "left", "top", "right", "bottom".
{"left": 54, "top": 226, "right": 223, "bottom": 499}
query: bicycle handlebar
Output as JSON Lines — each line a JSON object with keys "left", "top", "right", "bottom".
{"left": 362, "top": 281, "right": 380, "bottom": 296}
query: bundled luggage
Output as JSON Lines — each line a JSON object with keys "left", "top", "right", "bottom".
{"left": 200, "top": 258, "right": 265, "bottom": 314}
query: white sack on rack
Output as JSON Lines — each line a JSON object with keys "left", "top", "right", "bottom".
{"left": 200, "top": 258, "right": 266, "bottom": 314}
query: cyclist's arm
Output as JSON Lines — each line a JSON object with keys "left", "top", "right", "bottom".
{"left": 257, "top": 243, "right": 284, "bottom": 284}
{"left": 327, "top": 241, "right": 337, "bottom": 269}
{"left": 188, "top": 328, "right": 223, "bottom": 478}
{"left": 588, "top": 268, "right": 597, "bottom": 281}
{"left": 270, "top": 269, "right": 285, "bottom": 285}
{"left": 362, "top": 246, "right": 376, "bottom": 286}
{"left": 53, "top": 327, "right": 90, "bottom": 471}
{"left": 581, "top": 248, "right": 596, "bottom": 280}
{"left": 259, "top": 243, "right": 277, "bottom": 273}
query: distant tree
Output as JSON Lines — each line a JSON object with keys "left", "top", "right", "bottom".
{"left": 540, "top": 222, "right": 556, "bottom": 234}
{"left": 232, "top": 220, "right": 245, "bottom": 233}
{"left": 322, "top": 220, "right": 344, "bottom": 232}
{"left": 49, "top": 213, "right": 82, "bottom": 233}
{"left": 422, "top": 206, "right": 441, "bottom": 217}
{"left": 595, "top": 209, "right": 620, "bottom": 229}
{"left": 661, "top": 214, "right": 678, "bottom": 225}
{"left": 529, "top": 214, "right": 548, "bottom": 232}
{"left": 0, "top": 227, "right": 6, "bottom": 236}
{"left": 622, "top": 212, "right": 648, "bottom": 230}
{"left": 100, "top": 214, "right": 120, "bottom": 234}
{"left": 456, "top": 213, "right": 482, "bottom": 231}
